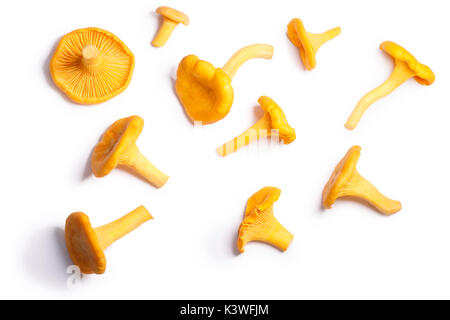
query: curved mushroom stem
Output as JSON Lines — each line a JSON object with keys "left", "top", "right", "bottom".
{"left": 222, "top": 44, "right": 274, "bottom": 79}
{"left": 94, "top": 206, "right": 153, "bottom": 250}
{"left": 344, "top": 171, "right": 402, "bottom": 215}
{"left": 308, "top": 27, "right": 341, "bottom": 53}
{"left": 119, "top": 144, "right": 169, "bottom": 188}
{"left": 345, "top": 60, "right": 415, "bottom": 130}
{"left": 216, "top": 112, "right": 272, "bottom": 157}
{"left": 81, "top": 45, "right": 101, "bottom": 68}
{"left": 152, "top": 18, "right": 179, "bottom": 47}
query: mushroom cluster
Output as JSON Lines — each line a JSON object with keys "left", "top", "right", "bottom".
{"left": 46, "top": 5, "right": 438, "bottom": 276}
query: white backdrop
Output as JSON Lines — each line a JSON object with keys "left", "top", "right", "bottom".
{"left": 1, "top": 0, "right": 449, "bottom": 299}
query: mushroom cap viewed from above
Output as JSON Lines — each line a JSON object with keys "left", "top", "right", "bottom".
{"left": 91, "top": 115, "right": 143, "bottom": 177}
{"left": 258, "top": 96, "right": 296, "bottom": 145}
{"left": 50, "top": 27, "right": 135, "bottom": 104}
{"left": 176, "top": 55, "right": 234, "bottom": 124}
{"left": 156, "top": 6, "right": 189, "bottom": 25}
{"left": 380, "top": 41, "right": 435, "bottom": 85}
{"left": 322, "top": 146, "right": 361, "bottom": 209}
{"left": 65, "top": 212, "right": 106, "bottom": 274}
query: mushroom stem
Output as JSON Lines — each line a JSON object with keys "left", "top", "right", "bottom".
{"left": 152, "top": 18, "right": 179, "bottom": 47}
{"left": 216, "top": 112, "right": 271, "bottom": 157}
{"left": 308, "top": 27, "right": 341, "bottom": 51}
{"left": 260, "top": 214, "right": 294, "bottom": 252}
{"left": 81, "top": 45, "right": 101, "bottom": 68}
{"left": 222, "top": 44, "right": 274, "bottom": 79}
{"left": 345, "top": 61, "right": 415, "bottom": 130}
{"left": 119, "top": 144, "right": 169, "bottom": 188}
{"left": 95, "top": 206, "right": 153, "bottom": 250}
{"left": 344, "top": 171, "right": 402, "bottom": 215}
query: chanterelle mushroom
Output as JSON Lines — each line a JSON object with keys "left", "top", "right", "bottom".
{"left": 176, "top": 44, "right": 274, "bottom": 124}
{"left": 91, "top": 115, "right": 169, "bottom": 188}
{"left": 287, "top": 18, "right": 341, "bottom": 70}
{"left": 322, "top": 146, "right": 401, "bottom": 215}
{"left": 65, "top": 206, "right": 152, "bottom": 274}
{"left": 345, "top": 41, "right": 435, "bottom": 130}
{"left": 50, "top": 27, "right": 135, "bottom": 104}
{"left": 217, "top": 96, "right": 296, "bottom": 157}
{"left": 152, "top": 6, "right": 189, "bottom": 47}
{"left": 238, "top": 187, "right": 293, "bottom": 253}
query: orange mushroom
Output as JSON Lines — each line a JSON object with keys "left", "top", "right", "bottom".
{"left": 91, "top": 115, "right": 169, "bottom": 188}
{"left": 345, "top": 41, "right": 435, "bottom": 130}
{"left": 237, "top": 187, "right": 293, "bottom": 253}
{"left": 322, "top": 146, "right": 401, "bottom": 215}
{"left": 217, "top": 96, "right": 295, "bottom": 157}
{"left": 65, "top": 206, "right": 152, "bottom": 274}
{"left": 287, "top": 18, "right": 341, "bottom": 70}
{"left": 50, "top": 27, "right": 135, "bottom": 104}
{"left": 152, "top": 6, "right": 189, "bottom": 47}
{"left": 175, "top": 44, "right": 274, "bottom": 124}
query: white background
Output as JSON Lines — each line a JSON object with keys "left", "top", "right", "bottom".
{"left": 0, "top": 0, "right": 449, "bottom": 299}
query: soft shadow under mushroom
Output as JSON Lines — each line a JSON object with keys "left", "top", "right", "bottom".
{"left": 24, "top": 227, "right": 73, "bottom": 290}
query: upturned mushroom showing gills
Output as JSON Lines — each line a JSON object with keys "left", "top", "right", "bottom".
{"left": 238, "top": 187, "right": 293, "bottom": 253}
{"left": 50, "top": 27, "right": 135, "bottom": 104}
{"left": 287, "top": 18, "right": 341, "bottom": 71}
{"left": 322, "top": 146, "right": 401, "bottom": 215}
{"left": 217, "top": 96, "right": 296, "bottom": 157}
{"left": 65, "top": 206, "right": 152, "bottom": 274}
{"left": 176, "top": 44, "right": 274, "bottom": 124}
{"left": 91, "top": 116, "right": 169, "bottom": 188}
{"left": 152, "top": 6, "right": 189, "bottom": 47}
{"left": 345, "top": 41, "right": 435, "bottom": 130}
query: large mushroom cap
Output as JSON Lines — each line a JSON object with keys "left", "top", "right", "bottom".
{"left": 322, "top": 146, "right": 361, "bottom": 208}
{"left": 65, "top": 212, "right": 106, "bottom": 274}
{"left": 175, "top": 55, "right": 234, "bottom": 124}
{"left": 258, "top": 96, "right": 296, "bottom": 144}
{"left": 156, "top": 6, "right": 189, "bottom": 25}
{"left": 50, "top": 27, "right": 135, "bottom": 104}
{"left": 91, "top": 115, "right": 144, "bottom": 177}
{"left": 380, "top": 41, "right": 435, "bottom": 85}
{"left": 287, "top": 18, "right": 316, "bottom": 70}
{"left": 245, "top": 186, "right": 281, "bottom": 217}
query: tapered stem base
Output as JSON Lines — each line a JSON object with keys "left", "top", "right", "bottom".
{"left": 345, "top": 61, "right": 415, "bottom": 130}
{"left": 222, "top": 44, "right": 274, "bottom": 79}
{"left": 95, "top": 206, "right": 153, "bottom": 250}
{"left": 152, "top": 18, "right": 178, "bottom": 47}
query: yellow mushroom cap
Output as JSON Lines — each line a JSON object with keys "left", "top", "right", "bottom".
{"left": 176, "top": 55, "right": 234, "bottom": 124}
{"left": 65, "top": 212, "right": 106, "bottom": 274}
{"left": 322, "top": 145, "right": 361, "bottom": 208}
{"left": 244, "top": 186, "right": 281, "bottom": 217}
{"left": 287, "top": 18, "right": 316, "bottom": 70}
{"left": 50, "top": 27, "right": 135, "bottom": 104}
{"left": 91, "top": 116, "right": 143, "bottom": 177}
{"left": 258, "top": 96, "right": 296, "bottom": 144}
{"left": 380, "top": 41, "right": 435, "bottom": 86}
{"left": 156, "top": 6, "right": 189, "bottom": 25}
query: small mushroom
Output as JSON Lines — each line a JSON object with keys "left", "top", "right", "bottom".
{"left": 50, "top": 27, "right": 135, "bottom": 104}
{"left": 287, "top": 18, "right": 341, "bottom": 70}
{"left": 322, "top": 146, "right": 401, "bottom": 215}
{"left": 176, "top": 44, "right": 274, "bottom": 124}
{"left": 345, "top": 41, "right": 435, "bottom": 130}
{"left": 237, "top": 187, "right": 293, "bottom": 253}
{"left": 152, "top": 6, "right": 189, "bottom": 47}
{"left": 65, "top": 206, "right": 152, "bottom": 274}
{"left": 91, "top": 115, "right": 169, "bottom": 188}
{"left": 216, "top": 96, "right": 296, "bottom": 157}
